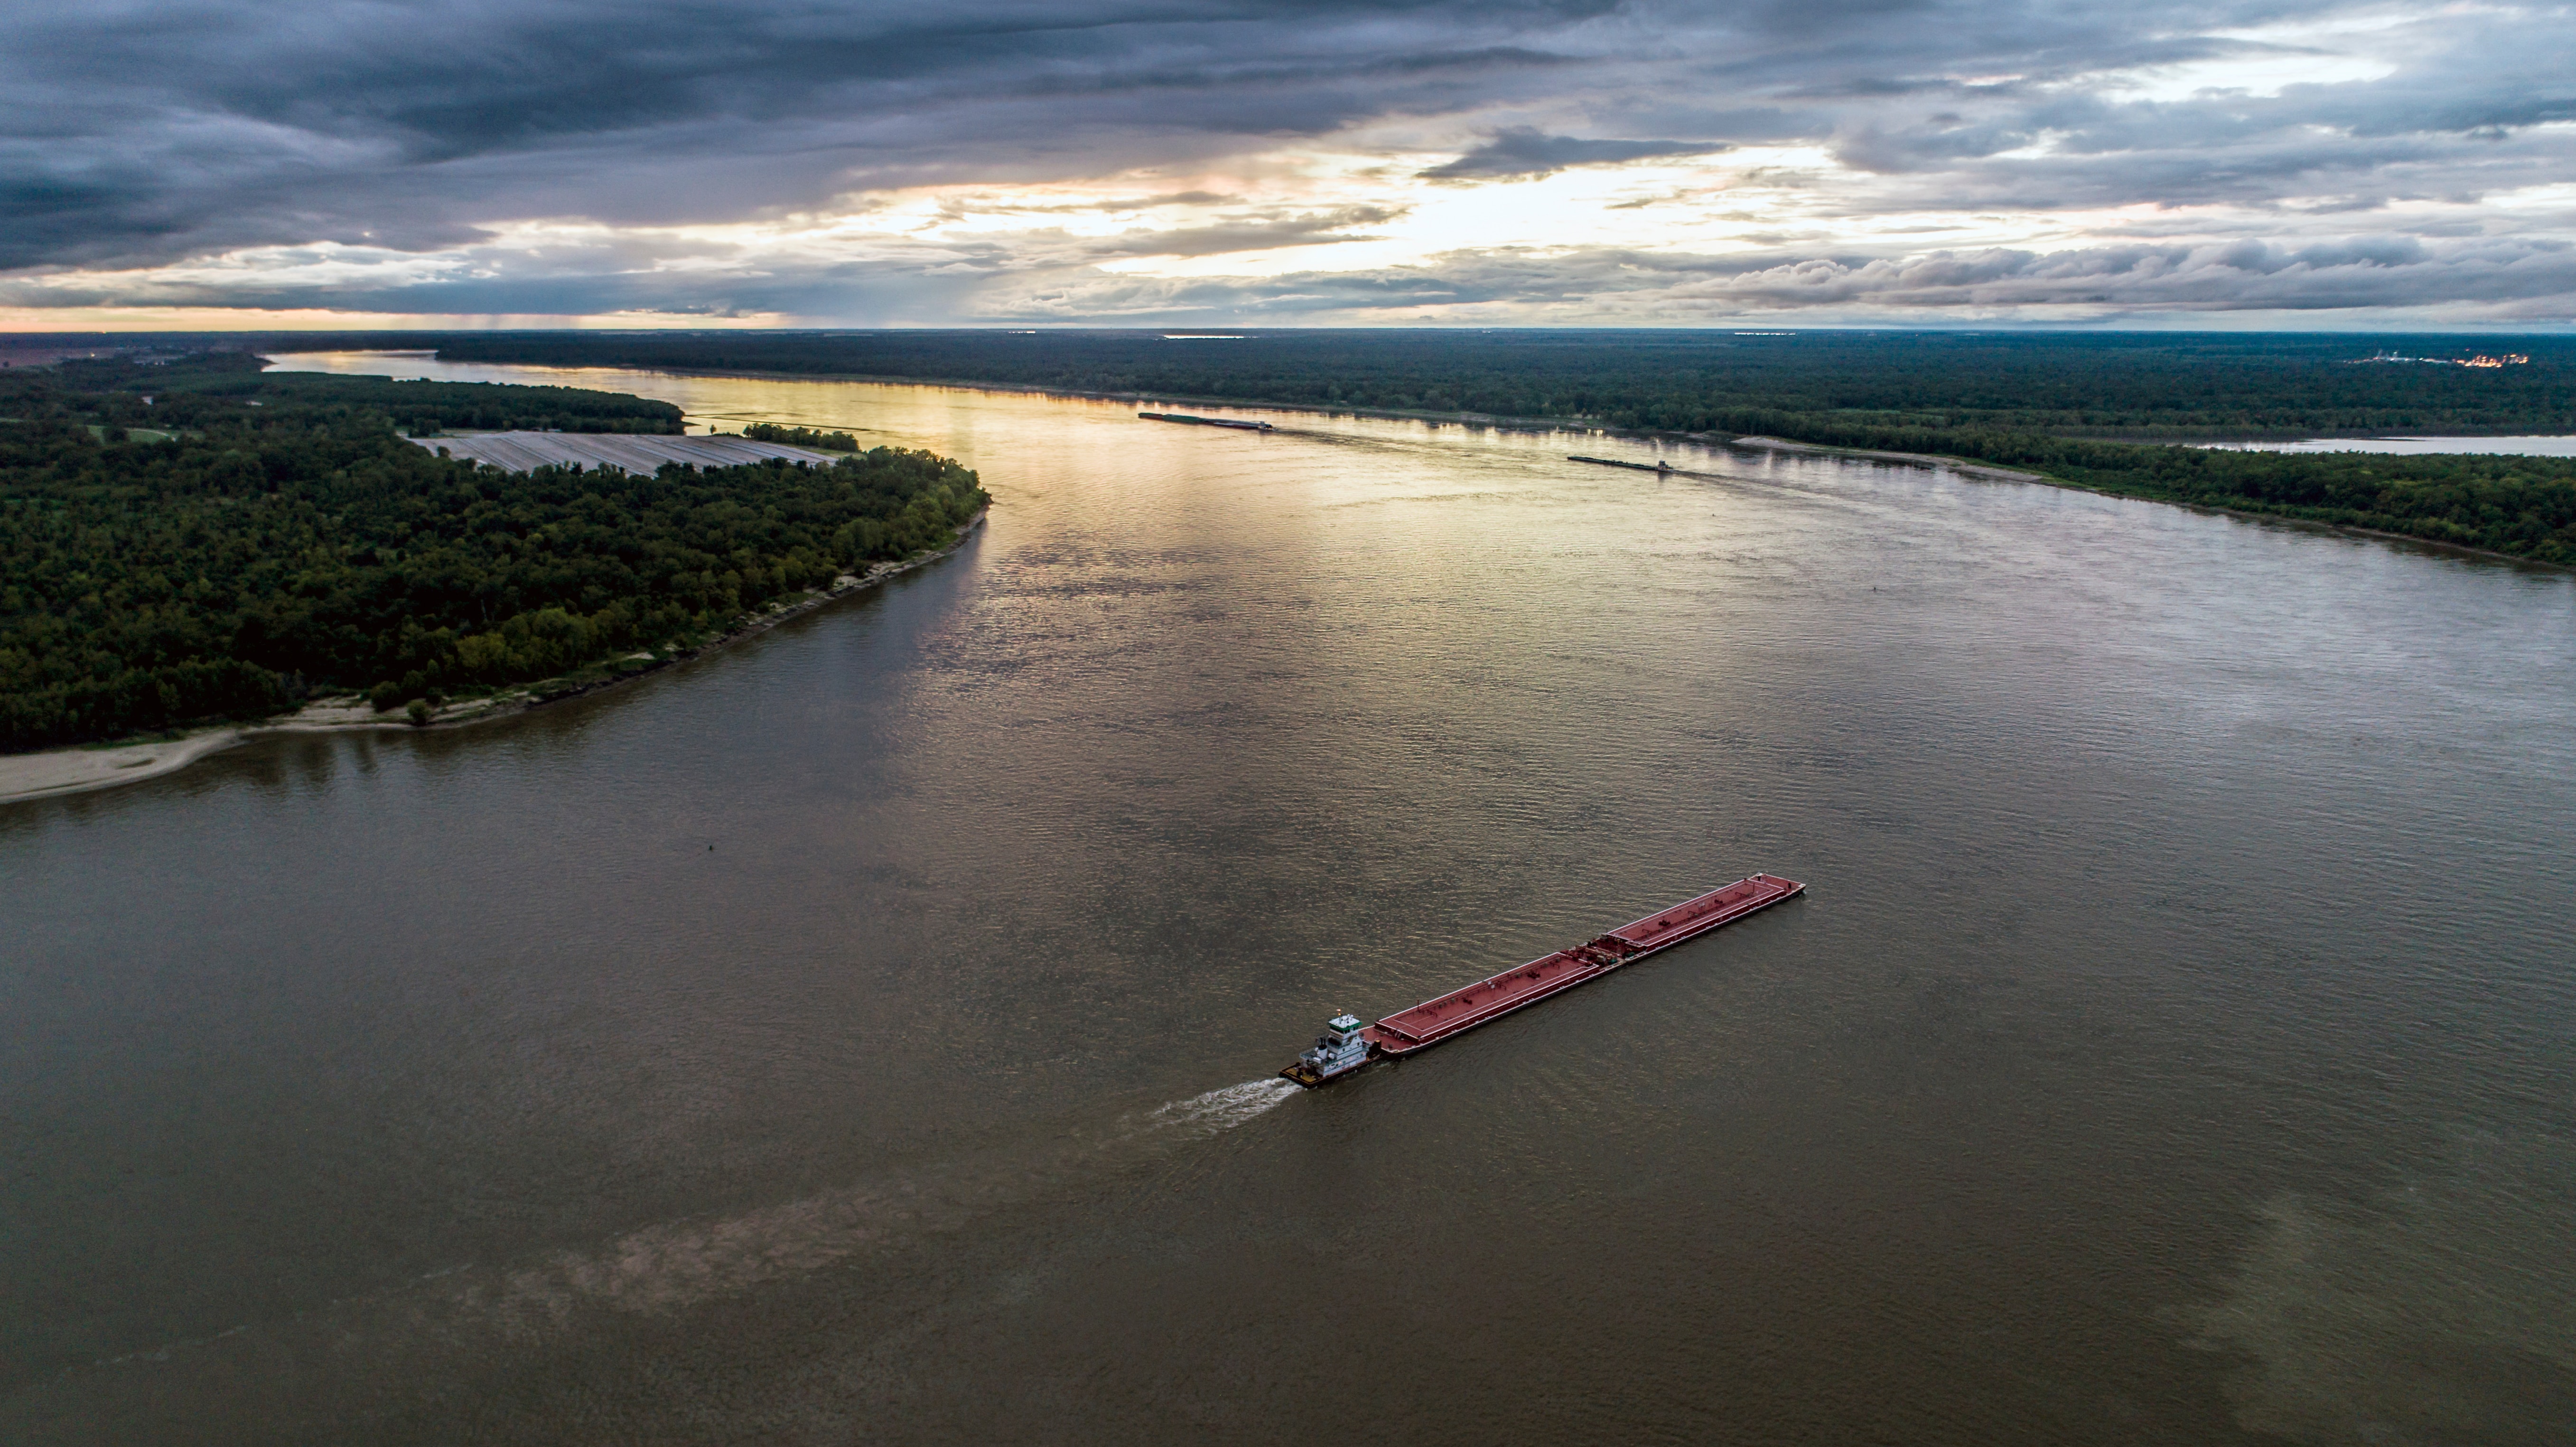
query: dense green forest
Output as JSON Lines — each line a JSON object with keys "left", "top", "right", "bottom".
{"left": 1801, "top": 425, "right": 2576, "bottom": 562}
{"left": 0, "top": 356, "right": 987, "bottom": 751}
{"left": 299, "top": 328, "right": 2576, "bottom": 565}
{"left": 742, "top": 422, "right": 859, "bottom": 450}
{"left": 59, "top": 350, "right": 686, "bottom": 435}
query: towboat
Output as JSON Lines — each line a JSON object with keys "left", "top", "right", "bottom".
{"left": 1279, "top": 1014, "right": 1371, "bottom": 1087}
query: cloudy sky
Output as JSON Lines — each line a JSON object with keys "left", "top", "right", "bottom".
{"left": 5, "top": 0, "right": 2574, "bottom": 329}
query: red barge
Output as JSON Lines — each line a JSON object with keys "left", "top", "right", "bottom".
{"left": 1280, "top": 873, "right": 1804, "bottom": 1086}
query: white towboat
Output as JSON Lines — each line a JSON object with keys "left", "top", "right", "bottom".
{"left": 1279, "top": 1013, "right": 1369, "bottom": 1087}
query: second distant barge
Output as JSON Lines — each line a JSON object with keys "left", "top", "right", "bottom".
{"left": 1139, "top": 411, "right": 1275, "bottom": 431}
{"left": 1281, "top": 873, "right": 1804, "bottom": 1086}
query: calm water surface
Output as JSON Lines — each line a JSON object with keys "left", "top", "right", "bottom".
{"left": 6, "top": 358, "right": 2574, "bottom": 1444}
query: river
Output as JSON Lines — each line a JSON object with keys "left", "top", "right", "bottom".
{"left": 5, "top": 357, "right": 2572, "bottom": 1444}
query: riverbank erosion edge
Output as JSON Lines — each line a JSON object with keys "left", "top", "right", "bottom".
{"left": 0, "top": 508, "right": 987, "bottom": 807}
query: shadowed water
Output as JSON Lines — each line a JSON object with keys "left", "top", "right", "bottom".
{"left": 4, "top": 358, "right": 2572, "bottom": 1444}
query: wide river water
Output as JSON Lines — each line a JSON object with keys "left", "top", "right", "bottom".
{"left": 6, "top": 358, "right": 2574, "bottom": 1444}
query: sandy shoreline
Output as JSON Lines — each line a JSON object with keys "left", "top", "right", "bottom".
{"left": 0, "top": 509, "right": 987, "bottom": 807}
{"left": 0, "top": 730, "right": 259, "bottom": 805}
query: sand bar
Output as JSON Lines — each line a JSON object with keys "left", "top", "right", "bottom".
{"left": 0, "top": 731, "right": 252, "bottom": 803}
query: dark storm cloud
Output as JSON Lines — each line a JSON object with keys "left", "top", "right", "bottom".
{"left": 1419, "top": 128, "right": 1729, "bottom": 179}
{"left": 16, "top": 223, "right": 2573, "bottom": 326}
{"left": 3, "top": 0, "right": 2573, "bottom": 319}
{"left": 0, "top": 0, "right": 1601, "bottom": 269}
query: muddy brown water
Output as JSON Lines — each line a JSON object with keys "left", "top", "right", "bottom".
{"left": 5, "top": 358, "right": 2573, "bottom": 1444}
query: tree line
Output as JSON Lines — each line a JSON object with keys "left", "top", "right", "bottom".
{"left": 59, "top": 350, "right": 687, "bottom": 436}
{"left": 742, "top": 422, "right": 860, "bottom": 451}
{"left": 0, "top": 357, "right": 987, "bottom": 751}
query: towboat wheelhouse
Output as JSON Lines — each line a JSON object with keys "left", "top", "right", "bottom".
{"left": 1279, "top": 1013, "right": 1370, "bottom": 1088}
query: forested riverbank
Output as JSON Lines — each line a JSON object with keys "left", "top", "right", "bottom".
{"left": 323, "top": 329, "right": 2576, "bottom": 566}
{"left": 60, "top": 349, "right": 689, "bottom": 435}
{"left": 0, "top": 354, "right": 989, "bottom": 752}
{"left": 1727, "top": 419, "right": 2576, "bottom": 563}
{"left": 383, "top": 330, "right": 2576, "bottom": 438}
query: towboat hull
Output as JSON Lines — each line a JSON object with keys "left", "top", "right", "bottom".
{"left": 1278, "top": 1059, "right": 1364, "bottom": 1088}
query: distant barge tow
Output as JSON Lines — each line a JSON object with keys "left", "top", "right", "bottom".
{"left": 1140, "top": 411, "right": 1275, "bottom": 431}
{"left": 1280, "top": 873, "right": 1804, "bottom": 1086}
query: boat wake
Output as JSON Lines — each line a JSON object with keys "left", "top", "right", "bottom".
{"left": 1146, "top": 1077, "right": 1301, "bottom": 1135}
{"left": 484, "top": 1077, "right": 1299, "bottom": 1328}
{"left": 27, "top": 1076, "right": 1303, "bottom": 1432}
{"left": 477, "top": 1077, "right": 1300, "bottom": 1330}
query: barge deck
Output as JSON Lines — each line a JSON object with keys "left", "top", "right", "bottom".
{"left": 1278, "top": 874, "right": 1803, "bottom": 1085}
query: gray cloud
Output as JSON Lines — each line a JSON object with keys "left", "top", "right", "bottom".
{"left": 1661, "top": 239, "right": 2576, "bottom": 314}
{"left": 2, "top": 0, "right": 2573, "bottom": 322}
{"left": 0, "top": 1, "right": 1604, "bottom": 269}
{"left": 1077, "top": 205, "right": 1407, "bottom": 258}
{"left": 928, "top": 233, "right": 2576, "bottom": 325}
{"left": 1419, "top": 127, "right": 1729, "bottom": 179}
{"left": 22, "top": 227, "right": 2567, "bottom": 328}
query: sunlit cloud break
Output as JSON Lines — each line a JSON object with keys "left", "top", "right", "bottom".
{"left": 3, "top": 0, "right": 2574, "bottom": 328}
